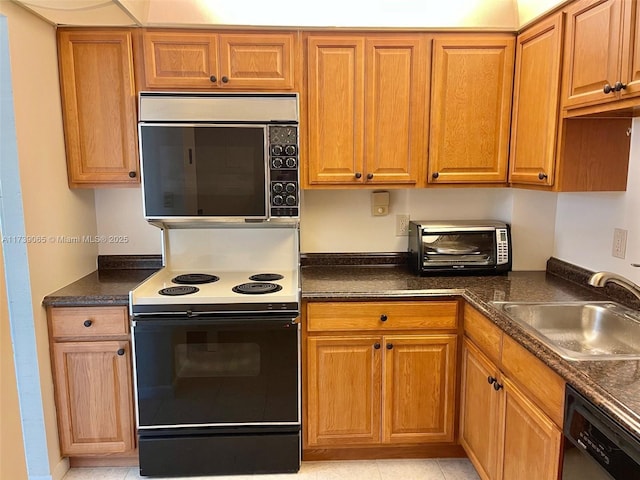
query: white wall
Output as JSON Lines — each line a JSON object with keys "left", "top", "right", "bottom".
{"left": 554, "top": 118, "right": 640, "bottom": 283}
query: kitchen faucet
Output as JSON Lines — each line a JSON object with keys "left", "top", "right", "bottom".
{"left": 588, "top": 271, "right": 640, "bottom": 302}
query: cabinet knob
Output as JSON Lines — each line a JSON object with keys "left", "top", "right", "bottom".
{"left": 386, "top": 343, "right": 393, "bottom": 350}
{"left": 538, "top": 172, "right": 548, "bottom": 181}
{"left": 117, "top": 348, "right": 125, "bottom": 356}
{"left": 366, "top": 173, "right": 374, "bottom": 180}
{"left": 209, "top": 75, "right": 217, "bottom": 83}
{"left": 221, "top": 76, "right": 229, "bottom": 84}
{"left": 374, "top": 343, "right": 381, "bottom": 350}
{"left": 355, "top": 172, "right": 362, "bottom": 179}
{"left": 603, "top": 83, "right": 614, "bottom": 94}
{"left": 614, "top": 81, "right": 627, "bottom": 92}
{"left": 83, "top": 319, "right": 92, "bottom": 327}
{"left": 487, "top": 376, "right": 496, "bottom": 385}
{"left": 380, "top": 314, "right": 388, "bottom": 322}
{"left": 432, "top": 172, "right": 439, "bottom": 179}
{"left": 128, "top": 171, "right": 137, "bottom": 178}
{"left": 493, "top": 381, "right": 504, "bottom": 391}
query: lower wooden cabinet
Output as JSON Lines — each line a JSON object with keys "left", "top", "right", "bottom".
{"left": 48, "top": 306, "right": 135, "bottom": 456}
{"left": 304, "top": 300, "right": 459, "bottom": 453}
{"left": 460, "top": 337, "right": 563, "bottom": 480}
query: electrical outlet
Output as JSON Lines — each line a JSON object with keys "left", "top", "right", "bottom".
{"left": 396, "top": 214, "right": 410, "bottom": 236}
{"left": 612, "top": 228, "right": 628, "bottom": 259}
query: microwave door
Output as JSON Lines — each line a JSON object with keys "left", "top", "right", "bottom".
{"left": 422, "top": 232, "right": 494, "bottom": 266}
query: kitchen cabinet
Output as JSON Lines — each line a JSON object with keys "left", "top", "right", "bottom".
{"left": 304, "top": 33, "right": 429, "bottom": 187}
{"left": 57, "top": 29, "right": 139, "bottom": 188}
{"left": 562, "top": 0, "right": 640, "bottom": 113}
{"left": 139, "top": 30, "right": 296, "bottom": 90}
{"left": 428, "top": 34, "right": 514, "bottom": 184}
{"left": 47, "top": 306, "right": 135, "bottom": 457}
{"left": 304, "top": 300, "right": 458, "bottom": 457}
{"left": 460, "top": 305, "right": 563, "bottom": 480}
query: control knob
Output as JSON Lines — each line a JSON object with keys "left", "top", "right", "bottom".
{"left": 272, "top": 158, "right": 283, "bottom": 168}
{"left": 273, "top": 183, "right": 284, "bottom": 194}
{"left": 285, "top": 157, "right": 297, "bottom": 168}
{"left": 285, "top": 195, "right": 296, "bottom": 206}
{"left": 273, "top": 195, "right": 284, "bottom": 206}
{"left": 285, "top": 183, "right": 296, "bottom": 194}
{"left": 270, "top": 145, "right": 284, "bottom": 156}
{"left": 284, "top": 145, "right": 297, "bottom": 155}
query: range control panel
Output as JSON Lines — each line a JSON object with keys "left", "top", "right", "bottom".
{"left": 269, "top": 125, "right": 299, "bottom": 218}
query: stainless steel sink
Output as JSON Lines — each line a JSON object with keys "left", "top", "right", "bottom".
{"left": 491, "top": 301, "right": 640, "bottom": 361}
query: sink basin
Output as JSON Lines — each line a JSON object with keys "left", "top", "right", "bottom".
{"left": 491, "top": 301, "right": 640, "bottom": 361}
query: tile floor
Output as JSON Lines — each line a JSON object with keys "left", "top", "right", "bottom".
{"left": 63, "top": 459, "right": 480, "bottom": 480}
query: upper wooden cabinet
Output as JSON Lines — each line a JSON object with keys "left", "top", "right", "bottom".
{"left": 428, "top": 34, "right": 515, "bottom": 185}
{"left": 304, "top": 33, "right": 429, "bottom": 187}
{"left": 563, "top": 0, "right": 640, "bottom": 112}
{"left": 139, "top": 30, "right": 296, "bottom": 90}
{"left": 57, "top": 29, "right": 139, "bottom": 188}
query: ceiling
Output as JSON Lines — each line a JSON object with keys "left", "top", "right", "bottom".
{"left": 10, "top": 0, "right": 568, "bottom": 30}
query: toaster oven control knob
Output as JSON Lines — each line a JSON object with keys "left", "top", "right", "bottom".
{"left": 271, "top": 145, "right": 284, "bottom": 156}
{"left": 273, "top": 183, "right": 284, "bottom": 194}
{"left": 285, "top": 157, "right": 297, "bottom": 168}
{"left": 285, "top": 183, "right": 296, "bottom": 194}
{"left": 284, "top": 145, "right": 297, "bottom": 155}
{"left": 273, "top": 195, "right": 284, "bottom": 206}
{"left": 272, "top": 158, "right": 283, "bottom": 169}
{"left": 285, "top": 195, "right": 296, "bottom": 206}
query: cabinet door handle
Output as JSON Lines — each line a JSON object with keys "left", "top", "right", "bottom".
{"left": 366, "top": 173, "right": 374, "bottom": 180}
{"left": 380, "top": 314, "right": 388, "bottom": 322}
{"left": 128, "top": 171, "right": 137, "bottom": 178}
{"left": 614, "top": 81, "right": 627, "bottom": 92}
{"left": 117, "top": 348, "right": 125, "bottom": 356}
{"left": 221, "top": 76, "right": 229, "bottom": 84}
{"left": 487, "top": 376, "right": 496, "bottom": 385}
{"left": 538, "top": 172, "right": 548, "bottom": 181}
{"left": 493, "top": 381, "right": 504, "bottom": 391}
{"left": 373, "top": 343, "right": 381, "bottom": 350}
{"left": 432, "top": 172, "right": 439, "bottom": 179}
{"left": 355, "top": 172, "right": 362, "bottom": 179}
{"left": 386, "top": 343, "right": 393, "bottom": 350}
{"left": 209, "top": 75, "right": 217, "bottom": 83}
{"left": 603, "top": 83, "right": 614, "bottom": 94}
{"left": 83, "top": 319, "right": 92, "bottom": 327}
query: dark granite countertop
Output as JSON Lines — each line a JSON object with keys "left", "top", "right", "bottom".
{"left": 301, "top": 259, "right": 640, "bottom": 442}
{"left": 42, "top": 254, "right": 640, "bottom": 444}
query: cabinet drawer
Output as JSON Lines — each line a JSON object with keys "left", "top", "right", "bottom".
{"left": 50, "top": 306, "right": 129, "bottom": 339}
{"left": 307, "top": 301, "right": 458, "bottom": 332}
{"left": 501, "top": 335, "right": 565, "bottom": 427}
{"left": 463, "top": 303, "right": 502, "bottom": 364}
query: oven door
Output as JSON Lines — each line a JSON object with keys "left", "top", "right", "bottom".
{"left": 131, "top": 317, "right": 299, "bottom": 429}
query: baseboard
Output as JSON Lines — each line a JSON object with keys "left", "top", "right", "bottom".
{"left": 303, "top": 444, "right": 466, "bottom": 461}
{"left": 51, "top": 456, "right": 70, "bottom": 480}
{"left": 69, "top": 450, "right": 139, "bottom": 468}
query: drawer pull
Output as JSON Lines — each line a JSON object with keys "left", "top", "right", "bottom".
{"left": 380, "top": 314, "right": 388, "bottom": 322}
{"left": 83, "top": 320, "right": 93, "bottom": 327}
{"left": 117, "top": 348, "right": 125, "bottom": 356}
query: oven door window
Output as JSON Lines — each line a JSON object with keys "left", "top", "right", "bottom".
{"left": 140, "top": 124, "right": 267, "bottom": 218}
{"left": 133, "top": 322, "right": 298, "bottom": 427}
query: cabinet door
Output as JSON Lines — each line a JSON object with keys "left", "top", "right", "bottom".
{"left": 383, "top": 335, "right": 457, "bottom": 444}
{"left": 58, "top": 30, "right": 138, "bottom": 187}
{"left": 499, "top": 377, "right": 562, "bottom": 480}
{"left": 563, "top": 0, "right": 624, "bottom": 108}
{"left": 306, "top": 36, "right": 365, "bottom": 185}
{"left": 306, "top": 336, "right": 382, "bottom": 446}
{"left": 460, "top": 339, "right": 502, "bottom": 480}
{"left": 52, "top": 340, "right": 134, "bottom": 455}
{"left": 142, "top": 31, "right": 219, "bottom": 88}
{"left": 509, "top": 14, "right": 563, "bottom": 186}
{"left": 429, "top": 35, "right": 514, "bottom": 184}
{"left": 218, "top": 33, "right": 294, "bottom": 89}
{"left": 620, "top": 0, "right": 640, "bottom": 98}
{"left": 363, "top": 35, "right": 428, "bottom": 185}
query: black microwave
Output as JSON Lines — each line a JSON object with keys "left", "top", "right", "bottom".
{"left": 138, "top": 92, "right": 299, "bottom": 224}
{"left": 408, "top": 220, "right": 512, "bottom": 275}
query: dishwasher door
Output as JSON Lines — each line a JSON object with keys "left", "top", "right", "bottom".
{"left": 562, "top": 385, "right": 640, "bottom": 479}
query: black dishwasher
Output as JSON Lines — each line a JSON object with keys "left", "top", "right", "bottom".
{"left": 562, "top": 385, "right": 640, "bottom": 479}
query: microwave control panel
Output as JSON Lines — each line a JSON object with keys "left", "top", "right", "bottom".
{"left": 269, "top": 125, "right": 299, "bottom": 218}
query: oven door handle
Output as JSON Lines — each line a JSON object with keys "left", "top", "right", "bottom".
{"left": 132, "top": 317, "right": 298, "bottom": 329}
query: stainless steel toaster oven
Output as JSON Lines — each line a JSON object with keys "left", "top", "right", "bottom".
{"left": 408, "top": 220, "right": 511, "bottom": 275}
